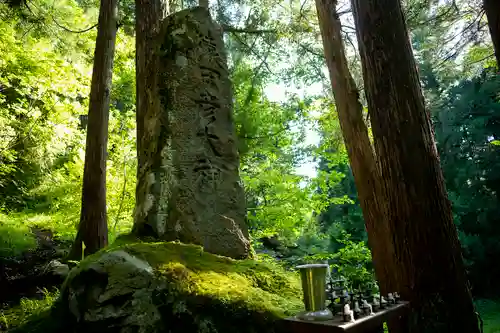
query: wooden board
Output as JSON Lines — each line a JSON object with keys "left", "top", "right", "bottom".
{"left": 283, "top": 302, "right": 409, "bottom": 333}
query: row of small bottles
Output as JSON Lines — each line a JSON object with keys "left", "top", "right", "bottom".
{"left": 343, "top": 292, "right": 401, "bottom": 322}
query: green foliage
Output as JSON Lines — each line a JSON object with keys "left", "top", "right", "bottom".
{"left": 0, "top": 289, "right": 59, "bottom": 331}
{"left": 0, "top": 0, "right": 136, "bottom": 253}
{"left": 0, "top": 1, "right": 497, "bottom": 332}
{"left": 475, "top": 299, "right": 500, "bottom": 333}
{"left": 409, "top": 0, "right": 499, "bottom": 297}
{"left": 432, "top": 67, "right": 500, "bottom": 295}
{"left": 297, "top": 232, "right": 374, "bottom": 290}
{"left": 232, "top": 62, "right": 336, "bottom": 243}
{"left": 329, "top": 236, "right": 374, "bottom": 290}
{"left": 0, "top": 0, "right": 496, "bottom": 317}
{"left": 0, "top": 0, "right": 335, "bottom": 260}
{"left": 0, "top": 213, "right": 36, "bottom": 257}
{"left": 0, "top": 7, "right": 89, "bottom": 210}
{"left": 0, "top": 0, "right": 360, "bottom": 289}
{"left": 313, "top": 102, "right": 367, "bottom": 253}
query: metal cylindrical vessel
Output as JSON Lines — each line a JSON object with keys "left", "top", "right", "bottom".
{"left": 296, "top": 263, "right": 329, "bottom": 312}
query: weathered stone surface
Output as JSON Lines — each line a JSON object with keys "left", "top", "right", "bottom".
{"left": 133, "top": 6, "right": 250, "bottom": 259}
{"left": 64, "top": 250, "right": 157, "bottom": 329}
{"left": 44, "top": 241, "right": 303, "bottom": 333}
{"left": 46, "top": 259, "right": 70, "bottom": 277}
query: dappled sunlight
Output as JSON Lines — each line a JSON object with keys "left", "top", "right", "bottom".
{"left": 0, "top": 0, "right": 499, "bottom": 332}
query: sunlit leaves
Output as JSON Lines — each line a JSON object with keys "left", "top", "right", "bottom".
{"left": 231, "top": 60, "right": 329, "bottom": 242}
{"left": 0, "top": 1, "right": 136, "bottom": 237}
{"left": 0, "top": 7, "right": 92, "bottom": 208}
{"left": 463, "top": 44, "right": 497, "bottom": 75}
{"left": 330, "top": 235, "right": 373, "bottom": 289}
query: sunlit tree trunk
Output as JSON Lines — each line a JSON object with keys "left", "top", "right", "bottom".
{"left": 134, "top": 0, "right": 169, "bottom": 235}
{"left": 351, "top": 0, "right": 480, "bottom": 332}
{"left": 484, "top": 0, "right": 500, "bottom": 67}
{"left": 135, "top": 0, "right": 169, "bottom": 189}
{"left": 68, "top": 0, "right": 118, "bottom": 259}
{"left": 314, "top": 0, "right": 397, "bottom": 295}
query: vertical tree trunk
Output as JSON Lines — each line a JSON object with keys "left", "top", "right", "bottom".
{"left": 484, "top": 0, "right": 500, "bottom": 67}
{"left": 135, "top": 0, "right": 169, "bottom": 169}
{"left": 134, "top": 0, "right": 169, "bottom": 236}
{"left": 351, "top": 1, "right": 480, "bottom": 332}
{"left": 314, "top": 0, "right": 397, "bottom": 294}
{"left": 68, "top": 0, "right": 118, "bottom": 259}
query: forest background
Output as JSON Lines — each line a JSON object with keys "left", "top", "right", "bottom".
{"left": 1, "top": 0, "right": 500, "bottom": 330}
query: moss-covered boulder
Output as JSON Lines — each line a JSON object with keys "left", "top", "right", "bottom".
{"left": 50, "top": 241, "right": 303, "bottom": 333}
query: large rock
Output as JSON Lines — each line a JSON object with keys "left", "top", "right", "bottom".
{"left": 39, "top": 241, "right": 303, "bottom": 333}
{"left": 133, "top": 6, "right": 251, "bottom": 260}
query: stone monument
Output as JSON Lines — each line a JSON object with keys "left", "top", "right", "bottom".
{"left": 133, "top": 7, "right": 250, "bottom": 259}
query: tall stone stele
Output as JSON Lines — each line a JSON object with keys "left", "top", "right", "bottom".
{"left": 133, "top": 7, "right": 251, "bottom": 259}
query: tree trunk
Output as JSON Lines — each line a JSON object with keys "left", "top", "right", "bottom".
{"left": 314, "top": 0, "right": 397, "bottom": 294}
{"left": 134, "top": 0, "right": 169, "bottom": 237}
{"left": 484, "top": 0, "right": 500, "bottom": 67}
{"left": 135, "top": 0, "right": 169, "bottom": 189}
{"left": 68, "top": 0, "right": 118, "bottom": 260}
{"left": 351, "top": 1, "right": 480, "bottom": 332}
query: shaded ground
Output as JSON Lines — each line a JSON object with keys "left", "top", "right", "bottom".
{"left": 0, "top": 227, "right": 70, "bottom": 308}
{"left": 0, "top": 227, "right": 499, "bottom": 333}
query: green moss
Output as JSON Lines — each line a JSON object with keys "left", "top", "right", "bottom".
{"left": 53, "top": 239, "right": 301, "bottom": 333}
{"left": 78, "top": 240, "right": 303, "bottom": 319}
{"left": 0, "top": 239, "right": 303, "bottom": 333}
{"left": 4, "top": 239, "right": 303, "bottom": 333}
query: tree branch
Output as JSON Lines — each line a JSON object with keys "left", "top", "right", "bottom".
{"left": 221, "top": 24, "right": 276, "bottom": 34}
{"left": 51, "top": 18, "right": 98, "bottom": 33}
{"left": 239, "top": 127, "right": 289, "bottom": 140}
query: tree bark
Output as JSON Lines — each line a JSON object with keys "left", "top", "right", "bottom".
{"left": 484, "top": 0, "right": 500, "bottom": 67}
{"left": 68, "top": 0, "right": 118, "bottom": 260}
{"left": 135, "top": 0, "right": 169, "bottom": 192}
{"left": 351, "top": 1, "right": 480, "bottom": 332}
{"left": 314, "top": 0, "right": 397, "bottom": 294}
{"left": 134, "top": 0, "right": 169, "bottom": 237}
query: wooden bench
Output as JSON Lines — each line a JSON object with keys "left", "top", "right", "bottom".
{"left": 282, "top": 301, "right": 409, "bottom": 333}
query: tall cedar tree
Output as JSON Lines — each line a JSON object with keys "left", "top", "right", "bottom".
{"left": 68, "top": 0, "right": 118, "bottom": 259}
{"left": 133, "top": 0, "right": 169, "bottom": 235}
{"left": 134, "top": 0, "right": 168, "bottom": 179}
{"left": 350, "top": 0, "right": 480, "bottom": 332}
{"left": 484, "top": 0, "right": 500, "bottom": 67}
{"left": 315, "top": 0, "right": 397, "bottom": 299}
